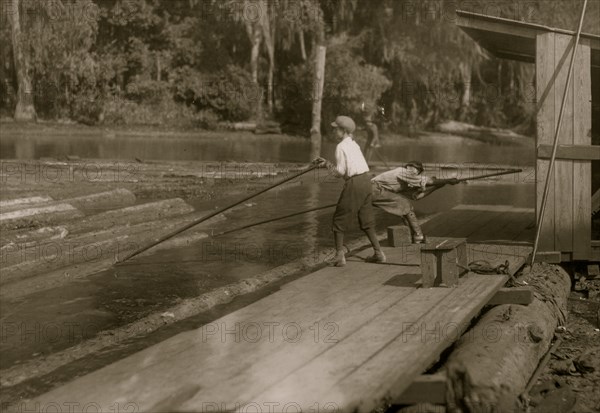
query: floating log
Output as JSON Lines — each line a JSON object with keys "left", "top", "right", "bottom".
{"left": 0, "top": 226, "right": 66, "bottom": 251}
{"left": 0, "top": 203, "right": 83, "bottom": 230}
{"left": 61, "top": 188, "right": 136, "bottom": 212}
{"left": 442, "top": 263, "right": 570, "bottom": 413}
{"left": 0, "top": 195, "right": 54, "bottom": 211}
{"left": 0, "top": 198, "right": 194, "bottom": 248}
{"left": 0, "top": 210, "right": 226, "bottom": 286}
{"left": 66, "top": 197, "right": 193, "bottom": 235}
{"left": 0, "top": 189, "right": 136, "bottom": 229}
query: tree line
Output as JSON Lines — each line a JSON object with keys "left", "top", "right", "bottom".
{"left": 0, "top": 0, "right": 597, "bottom": 137}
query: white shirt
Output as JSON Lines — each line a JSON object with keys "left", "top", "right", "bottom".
{"left": 333, "top": 136, "right": 369, "bottom": 178}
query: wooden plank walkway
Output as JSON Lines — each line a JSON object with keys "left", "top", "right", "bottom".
{"left": 30, "top": 204, "right": 533, "bottom": 412}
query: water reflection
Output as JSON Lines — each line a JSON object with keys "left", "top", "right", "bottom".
{"left": 0, "top": 133, "right": 535, "bottom": 166}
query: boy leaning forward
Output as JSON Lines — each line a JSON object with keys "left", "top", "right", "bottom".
{"left": 313, "top": 115, "right": 386, "bottom": 267}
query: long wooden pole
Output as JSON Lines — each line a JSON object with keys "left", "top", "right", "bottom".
{"left": 116, "top": 165, "right": 318, "bottom": 264}
{"left": 452, "top": 169, "right": 523, "bottom": 183}
{"left": 212, "top": 203, "right": 336, "bottom": 238}
{"left": 531, "top": 0, "right": 588, "bottom": 265}
{"left": 411, "top": 169, "right": 522, "bottom": 200}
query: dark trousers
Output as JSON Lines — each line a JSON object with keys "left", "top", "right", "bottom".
{"left": 333, "top": 173, "right": 375, "bottom": 233}
{"left": 371, "top": 184, "right": 414, "bottom": 216}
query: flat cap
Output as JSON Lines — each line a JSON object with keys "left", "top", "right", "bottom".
{"left": 331, "top": 116, "right": 356, "bottom": 133}
{"left": 406, "top": 161, "right": 424, "bottom": 173}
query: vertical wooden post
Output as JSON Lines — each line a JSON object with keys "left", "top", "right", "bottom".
{"left": 535, "top": 33, "right": 592, "bottom": 259}
{"left": 553, "top": 34, "right": 574, "bottom": 254}
{"left": 536, "top": 33, "right": 557, "bottom": 253}
{"left": 572, "top": 43, "right": 592, "bottom": 259}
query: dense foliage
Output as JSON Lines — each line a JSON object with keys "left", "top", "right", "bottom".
{"left": 1, "top": 0, "right": 598, "bottom": 133}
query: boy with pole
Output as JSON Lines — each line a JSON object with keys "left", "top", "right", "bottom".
{"left": 371, "top": 161, "right": 459, "bottom": 243}
{"left": 371, "top": 163, "right": 522, "bottom": 243}
{"left": 314, "top": 116, "right": 386, "bottom": 267}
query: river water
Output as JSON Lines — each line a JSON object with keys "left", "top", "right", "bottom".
{"left": 0, "top": 131, "right": 535, "bottom": 166}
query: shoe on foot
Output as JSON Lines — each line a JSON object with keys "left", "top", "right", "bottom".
{"left": 365, "top": 251, "right": 386, "bottom": 263}
{"left": 335, "top": 251, "right": 346, "bottom": 267}
{"left": 405, "top": 211, "right": 425, "bottom": 244}
{"left": 328, "top": 251, "right": 346, "bottom": 267}
{"left": 413, "top": 235, "right": 425, "bottom": 244}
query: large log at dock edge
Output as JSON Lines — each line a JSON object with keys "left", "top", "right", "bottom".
{"left": 442, "top": 263, "right": 570, "bottom": 413}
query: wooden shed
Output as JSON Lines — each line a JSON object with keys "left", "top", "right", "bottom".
{"left": 456, "top": 10, "right": 600, "bottom": 262}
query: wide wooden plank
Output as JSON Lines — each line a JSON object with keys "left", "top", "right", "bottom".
{"left": 179, "top": 286, "right": 420, "bottom": 410}
{"left": 553, "top": 34, "right": 574, "bottom": 253}
{"left": 233, "top": 286, "right": 454, "bottom": 411}
{"left": 31, "top": 264, "right": 414, "bottom": 410}
{"left": 537, "top": 144, "right": 600, "bottom": 160}
{"left": 328, "top": 272, "right": 521, "bottom": 413}
{"left": 246, "top": 273, "right": 506, "bottom": 412}
{"left": 242, "top": 247, "right": 530, "bottom": 411}
{"left": 572, "top": 43, "right": 592, "bottom": 260}
{"left": 182, "top": 267, "right": 411, "bottom": 382}
{"left": 536, "top": 32, "right": 556, "bottom": 252}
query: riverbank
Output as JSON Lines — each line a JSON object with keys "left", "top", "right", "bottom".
{"left": 0, "top": 121, "right": 536, "bottom": 167}
{"left": 0, "top": 119, "right": 534, "bottom": 146}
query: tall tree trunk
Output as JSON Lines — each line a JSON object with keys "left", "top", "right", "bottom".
{"left": 310, "top": 45, "right": 326, "bottom": 159}
{"left": 459, "top": 61, "right": 471, "bottom": 120}
{"left": 156, "top": 53, "right": 161, "bottom": 82}
{"left": 460, "top": 62, "right": 471, "bottom": 108}
{"left": 246, "top": 23, "right": 261, "bottom": 84}
{"left": 299, "top": 29, "right": 307, "bottom": 61}
{"left": 309, "top": 13, "right": 326, "bottom": 159}
{"left": 245, "top": 20, "right": 262, "bottom": 120}
{"left": 267, "top": 60, "right": 274, "bottom": 114}
{"left": 497, "top": 61, "right": 503, "bottom": 93}
{"left": 10, "top": 0, "right": 36, "bottom": 122}
{"left": 259, "top": 0, "right": 275, "bottom": 115}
